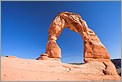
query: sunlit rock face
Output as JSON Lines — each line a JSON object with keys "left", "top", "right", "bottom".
{"left": 36, "top": 12, "right": 120, "bottom": 78}
{"left": 37, "top": 12, "right": 110, "bottom": 62}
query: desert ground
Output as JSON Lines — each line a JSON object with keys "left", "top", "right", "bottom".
{"left": 1, "top": 56, "right": 120, "bottom": 81}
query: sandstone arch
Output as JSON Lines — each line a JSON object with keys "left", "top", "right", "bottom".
{"left": 37, "top": 12, "right": 110, "bottom": 63}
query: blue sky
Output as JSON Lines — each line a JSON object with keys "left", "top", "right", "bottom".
{"left": 1, "top": 1, "right": 121, "bottom": 63}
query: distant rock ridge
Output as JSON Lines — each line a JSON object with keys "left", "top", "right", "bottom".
{"left": 111, "top": 58, "right": 121, "bottom": 76}
{"left": 5, "top": 56, "right": 16, "bottom": 58}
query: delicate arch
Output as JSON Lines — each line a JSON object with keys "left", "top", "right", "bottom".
{"left": 37, "top": 12, "right": 110, "bottom": 63}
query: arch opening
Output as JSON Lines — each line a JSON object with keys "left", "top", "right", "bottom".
{"left": 57, "top": 28, "right": 84, "bottom": 63}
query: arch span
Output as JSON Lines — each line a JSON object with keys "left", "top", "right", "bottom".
{"left": 37, "top": 12, "right": 110, "bottom": 63}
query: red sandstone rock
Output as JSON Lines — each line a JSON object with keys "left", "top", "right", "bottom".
{"left": 37, "top": 12, "right": 110, "bottom": 62}
{"left": 103, "top": 61, "right": 119, "bottom": 75}
{"left": 45, "top": 40, "right": 61, "bottom": 58}
{"left": 84, "top": 58, "right": 110, "bottom": 63}
{"left": 1, "top": 57, "right": 120, "bottom": 81}
{"left": 36, "top": 54, "right": 49, "bottom": 60}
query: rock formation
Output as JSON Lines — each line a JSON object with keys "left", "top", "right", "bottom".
{"left": 37, "top": 12, "right": 110, "bottom": 63}
{"left": 36, "top": 12, "right": 119, "bottom": 77}
{"left": 1, "top": 12, "right": 120, "bottom": 81}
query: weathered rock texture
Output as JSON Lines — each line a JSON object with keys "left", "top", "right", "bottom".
{"left": 36, "top": 12, "right": 120, "bottom": 78}
{"left": 2, "top": 57, "right": 120, "bottom": 81}
{"left": 37, "top": 12, "right": 110, "bottom": 63}
{"left": 2, "top": 12, "right": 120, "bottom": 81}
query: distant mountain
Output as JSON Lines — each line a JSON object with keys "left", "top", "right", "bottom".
{"left": 68, "top": 63, "right": 83, "bottom": 65}
{"left": 111, "top": 59, "right": 121, "bottom": 76}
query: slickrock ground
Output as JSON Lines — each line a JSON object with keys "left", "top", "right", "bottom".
{"left": 1, "top": 56, "right": 120, "bottom": 81}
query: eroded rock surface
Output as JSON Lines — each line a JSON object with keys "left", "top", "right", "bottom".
{"left": 1, "top": 57, "right": 120, "bottom": 81}
{"left": 36, "top": 12, "right": 119, "bottom": 79}
{"left": 37, "top": 12, "right": 110, "bottom": 62}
